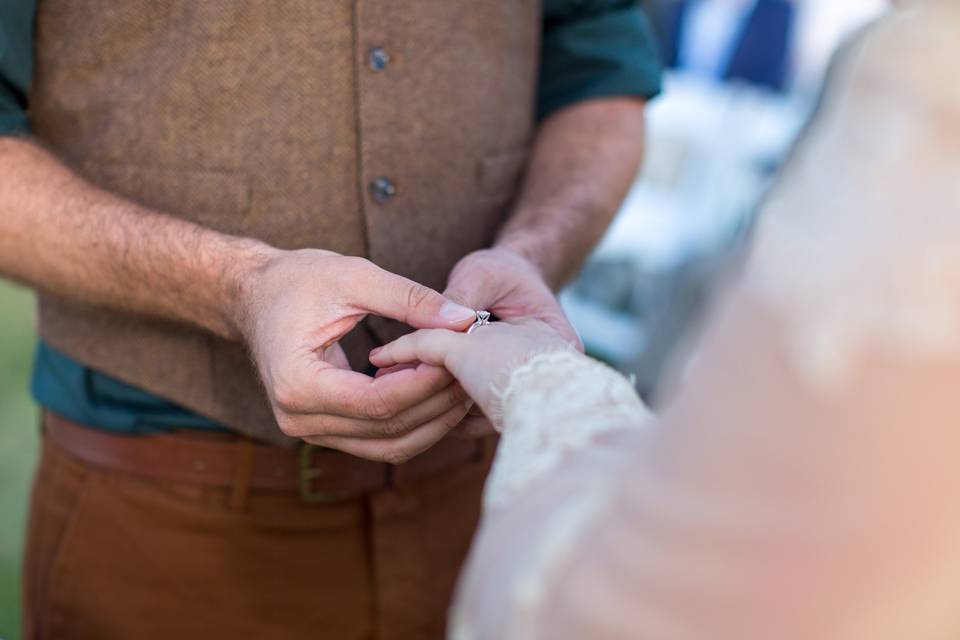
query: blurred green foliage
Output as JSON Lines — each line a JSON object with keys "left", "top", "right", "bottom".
{"left": 0, "top": 281, "right": 39, "bottom": 640}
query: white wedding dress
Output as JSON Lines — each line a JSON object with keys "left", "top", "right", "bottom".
{"left": 451, "top": 2, "right": 960, "bottom": 638}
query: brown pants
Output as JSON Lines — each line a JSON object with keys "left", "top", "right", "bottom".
{"left": 22, "top": 435, "right": 491, "bottom": 640}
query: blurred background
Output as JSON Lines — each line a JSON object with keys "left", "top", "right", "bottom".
{"left": 563, "top": 0, "right": 888, "bottom": 398}
{"left": 0, "top": 283, "right": 38, "bottom": 638}
{"left": 0, "top": 0, "right": 887, "bottom": 636}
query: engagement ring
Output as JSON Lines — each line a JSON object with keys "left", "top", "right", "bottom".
{"left": 466, "top": 310, "right": 492, "bottom": 334}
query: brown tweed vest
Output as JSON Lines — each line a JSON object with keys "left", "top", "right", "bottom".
{"left": 29, "top": 1, "right": 540, "bottom": 445}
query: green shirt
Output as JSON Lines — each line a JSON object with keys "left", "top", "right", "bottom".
{"left": 1, "top": 0, "right": 662, "bottom": 434}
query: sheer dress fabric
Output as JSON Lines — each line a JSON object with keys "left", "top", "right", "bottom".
{"left": 451, "top": 3, "right": 960, "bottom": 638}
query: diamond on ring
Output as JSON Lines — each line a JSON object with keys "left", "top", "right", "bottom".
{"left": 467, "top": 310, "right": 492, "bottom": 334}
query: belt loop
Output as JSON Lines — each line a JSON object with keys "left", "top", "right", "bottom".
{"left": 229, "top": 438, "right": 256, "bottom": 511}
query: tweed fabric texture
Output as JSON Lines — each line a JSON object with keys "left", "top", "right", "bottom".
{"left": 29, "top": 0, "right": 540, "bottom": 443}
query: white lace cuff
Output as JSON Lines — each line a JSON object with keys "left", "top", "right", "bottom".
{"left": 484, "top": 349, "right": 651, "bottom": 511}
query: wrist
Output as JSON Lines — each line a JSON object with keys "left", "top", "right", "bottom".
{"left": 219, "top": 239, "right": 284, "bottom": 342}
{"left": 492, "top": 233, "right": 558, "bottom": 289}
{"left": 496, "top": 200, "right": 614, "bottom": 291}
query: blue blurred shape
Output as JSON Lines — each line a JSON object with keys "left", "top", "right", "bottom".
{"left": 654, "top": 0, "right": 796, "bottom": 92}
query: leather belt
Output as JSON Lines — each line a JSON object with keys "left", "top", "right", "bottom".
{"left": 44, "top": 412, "right": 490, "bottom": 503}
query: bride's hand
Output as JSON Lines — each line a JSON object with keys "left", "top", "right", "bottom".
{"left": 369, "top": 319, "right": 573, "bottom": 424}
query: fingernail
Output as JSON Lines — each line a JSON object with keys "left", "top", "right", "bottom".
{"left": 369, "top": 347, "right": 382, "bottom": 357}
{"left": 440, "top": 301, "right": 476, "bottom": 323}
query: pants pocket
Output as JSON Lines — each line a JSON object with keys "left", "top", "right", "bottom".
{"left": 36, "top": 461, "right": 374, "bottom": 640}
{"left": 22, "top": 440, "right": 93, "bottom": 640}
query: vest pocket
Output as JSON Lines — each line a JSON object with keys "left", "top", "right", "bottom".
{"left": 476, "top": 147, "right": 530, "bottom": 201}
{"left": 76, "top": 161, "right": 252, "bottom": 232}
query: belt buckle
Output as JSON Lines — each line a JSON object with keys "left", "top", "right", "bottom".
{"left": 298, "top": 444, "right": 363, "bottom": 504}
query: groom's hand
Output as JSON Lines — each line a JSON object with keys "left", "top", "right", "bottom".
{"left": 445, "top": 247, "right": 580, "bottom": 346}
{"left": 234, "top": 248, "right": 477, "bottom": 462}
{"left": 443, "top": 247, "right": 581, "bottom": 436}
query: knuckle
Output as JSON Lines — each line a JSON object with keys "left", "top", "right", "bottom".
{"left": 276, "top": 414, "right": 302, "bottom": 437}
{"left": 302, "top": 435, "right": 329, "bottom": 448}
{"left": 272, "top": 379, "right": 306, "bottom": 414}
{"left": 357, "top": 388, "right": 393, "bottom": 421}
{"left": 381, "top": 447, "right": 414, "bottom": 465}
{"left": 406, "top": 282, "right": 437, "bottom": 312}
{"left": 341, "top": 255, "right": 371, "bottom": 272}
{"left": 380, "top": 414, "right": 412, "bottom": 438}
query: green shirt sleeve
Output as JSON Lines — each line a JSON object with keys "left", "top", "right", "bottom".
{"left": 0, "top": 0, "right": 35, "bottom": 135}
{"left": 538, "top": 0, "right": 663, "bottom": 121}
{"left": 3, "top": 1, "right": 661, "bottom": 130}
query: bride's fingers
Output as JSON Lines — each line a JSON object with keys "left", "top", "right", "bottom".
{"left": 369, "top": 329, "right": 462, "bottom": 369}
{"left": 374, "top": 362, "right": 418, "bottom": 378}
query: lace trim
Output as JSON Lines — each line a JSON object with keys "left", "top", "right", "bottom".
{"left": 484, "top": 350, "right": 651, "bottom": 511}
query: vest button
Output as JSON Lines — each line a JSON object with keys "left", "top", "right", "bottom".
{"left": 369, "top": 177, "right": 396, "bottom": 203}
{"left": 368, "top": 47, "right": 391, "bottom": 71}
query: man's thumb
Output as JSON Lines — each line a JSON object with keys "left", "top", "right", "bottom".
{"left": 359, "top": 266, "right": 475, "bottom": 329}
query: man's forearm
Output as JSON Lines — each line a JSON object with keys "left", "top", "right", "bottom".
{"left": 0, "top": 137, "right": 276, "bottom": 339}
{"left": 0, "top": 136, "right": 480, "bottom": 454}
{"left": 496, "top": 97, "right": 646, "bottom": 289}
